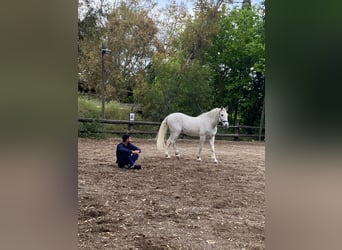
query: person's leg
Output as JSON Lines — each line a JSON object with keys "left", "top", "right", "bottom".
{"left": 118, "top": 154, "right": 131, "bottom": 168}
{"left": 129, "top": 154, "right": 139, "bottom": 166}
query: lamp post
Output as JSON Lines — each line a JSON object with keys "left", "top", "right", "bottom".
{"left": 101, "top": 48, "right": 111, "bottom": 119}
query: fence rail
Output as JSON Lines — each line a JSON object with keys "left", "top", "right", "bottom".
{"left": 78, "top": 118, "right": 265, "bottom": 141}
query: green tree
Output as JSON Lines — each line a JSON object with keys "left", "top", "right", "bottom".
{"left": 180, "top": 0, "right": 229, "bottom": 65}
{"left": 78, "top": 0, "right": 111, "bottom": 95}
{"left": 140, "top": 54, "right": 182, "bottom": 120}
{"left": 207, "top": 4, "right": 265, "bottom": 126}
{"left": 105, "top": 0, "right": 159, "bottom": 103}
{"left": 177, "top": 62, "right": 213, "bottom": 115}
{"left": 141, "top": 53, "right": 214, "bottom": 121}
{"left": 155, "top": 0, "right": 190, "bottom": 57}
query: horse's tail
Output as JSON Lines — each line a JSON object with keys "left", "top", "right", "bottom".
{"left": 156, "top": 118, "right": 168, "bottom": 151}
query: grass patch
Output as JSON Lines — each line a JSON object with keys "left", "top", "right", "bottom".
{"left": 78, "top": 95, "right": 141, "bottom": 120}
{"left": 78, "top": 95, "right": 144, "bottom": 138}
{"left": 78, "top": 95, "right": 101, "bottom": 118}
{"left": 105, "top": 101, "right": 130, "bottom": 120}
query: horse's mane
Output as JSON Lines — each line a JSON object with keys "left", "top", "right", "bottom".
{"left": 197, "top": 108, "right": 220, "bottom": 118}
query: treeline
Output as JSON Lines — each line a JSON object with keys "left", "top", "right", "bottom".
{"left": 78, "top": 0, "right": 265, "bottom": 126}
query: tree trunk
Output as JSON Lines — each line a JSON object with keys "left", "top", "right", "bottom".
{"left": 233, "top": 99, "right": 239, "bottom": 125}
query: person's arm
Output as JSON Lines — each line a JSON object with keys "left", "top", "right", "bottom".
{"left": 128, "top": 143, "right": 141, "bottom": 153}
{"left": 117, "top": 143, "right": 134, "bottom": 154}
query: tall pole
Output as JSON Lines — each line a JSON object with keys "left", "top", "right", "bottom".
{"left": 258, "top": 98, "right": 265, "bottom": 141}
{"left": 101, "top": 48, "right": 111, "bottom": 119}
{"left": 101, "top": 51, "right": 105, "bottom": 119}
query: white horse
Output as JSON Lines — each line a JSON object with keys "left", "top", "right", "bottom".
{"left": 156, "top": 107, "right": 229, "bottom": 163}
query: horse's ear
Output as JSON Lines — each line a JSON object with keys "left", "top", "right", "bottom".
{"left": 226, "top": 106, "right": 229, "bottom": 111}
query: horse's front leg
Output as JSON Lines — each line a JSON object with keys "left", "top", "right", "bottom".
{"left": 209, "top": 136, "right": 218, "bottom": 163}
{"left": 197, "top": 136, "right": 206, "bottom": 161}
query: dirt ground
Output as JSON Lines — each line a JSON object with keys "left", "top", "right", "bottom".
{"left": 78, "top": 137, "right": 265, "bottom": 250}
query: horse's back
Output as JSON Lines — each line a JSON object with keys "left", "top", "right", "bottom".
{"left": 167, "top": 112, "right": 192, "bottom": 120}
{"left": 166, "top": 112, "right": 191, "bottom": 128}
{"left": 167, "top": 112, "right": 199, "bottom": 123}
{"left": 166, "top": 112, "right": 201, "bottom": 136}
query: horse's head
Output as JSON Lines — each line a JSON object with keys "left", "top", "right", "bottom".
{"left": 219, "top": 107, "right": 229, "bottom": 128}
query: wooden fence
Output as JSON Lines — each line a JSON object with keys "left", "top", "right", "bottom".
{"left": 78, "top": 118, "right": 265, "bottom": 141}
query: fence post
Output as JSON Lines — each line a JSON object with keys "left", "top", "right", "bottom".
{"left": 128, "top": 112, "right": 135, "bottom": 133}
{"left": 234, "top": 121, "right": 239, "bottom": 141}
{"left": 128, "top": 122, "right": 133, "bottom": 133}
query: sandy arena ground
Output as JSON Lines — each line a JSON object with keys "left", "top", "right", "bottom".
{"left": 78, "top": 137, "right": 265, "bottom": 249}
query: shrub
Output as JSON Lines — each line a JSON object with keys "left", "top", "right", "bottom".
{"left": 78, "top": 119, "right": 105, "bottom": 139}
{"left": 78, "top": 96, "right": 101, "bottom": 118}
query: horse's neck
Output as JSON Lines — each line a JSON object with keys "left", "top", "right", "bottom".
{"left": 202, "top": 108, "right": 220, "bottom": 127}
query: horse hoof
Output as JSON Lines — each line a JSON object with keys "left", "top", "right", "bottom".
{"left": 175, "top": 154, "right": 180, "bottom": 158}
{"left": 196, "top": 158, "right": 202, "bottom": 162}
{"left": 165, "top": 155, "right": 171, "bottom": 158}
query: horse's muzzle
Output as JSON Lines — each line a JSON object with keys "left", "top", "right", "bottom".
{"left": 222, "top": 122, "right": 229, "bottom": 128}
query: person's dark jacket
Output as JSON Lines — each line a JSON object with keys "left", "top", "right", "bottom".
{"left": 116, "top": 142, "right": 141, "bottom": 166}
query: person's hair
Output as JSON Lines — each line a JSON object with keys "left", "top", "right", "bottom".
{"left": 122, "top": 134, "right": 130, "bottom": 142}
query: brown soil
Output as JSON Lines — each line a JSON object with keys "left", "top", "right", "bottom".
{"left": 78, "top": 137, "right": 265, "bottom": 249}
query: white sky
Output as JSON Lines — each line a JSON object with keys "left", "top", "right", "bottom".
{"left": 79, "top": 0, "right": 264, "bottom": 19}
{"left": 156, "top": 0, "right": 264, "bottom": 9}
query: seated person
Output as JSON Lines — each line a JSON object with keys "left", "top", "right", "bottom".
{"left": 116, "top": 134, "right": 141, "bottom": 169}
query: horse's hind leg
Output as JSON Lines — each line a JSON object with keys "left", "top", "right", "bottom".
{"left": 209, "top": 136, "right": 218, "bottom": 163}
{"left": 165, "top": 135, "right": 172, "bottom": 158}
{"left": 165, "top": 131, "right": 181, "bottom": 158}
{"left": 170, "top": 132, "right": 181, "bottom": 157}
{"left": 173, "top": 140, "right": 180, "bottom": 158}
